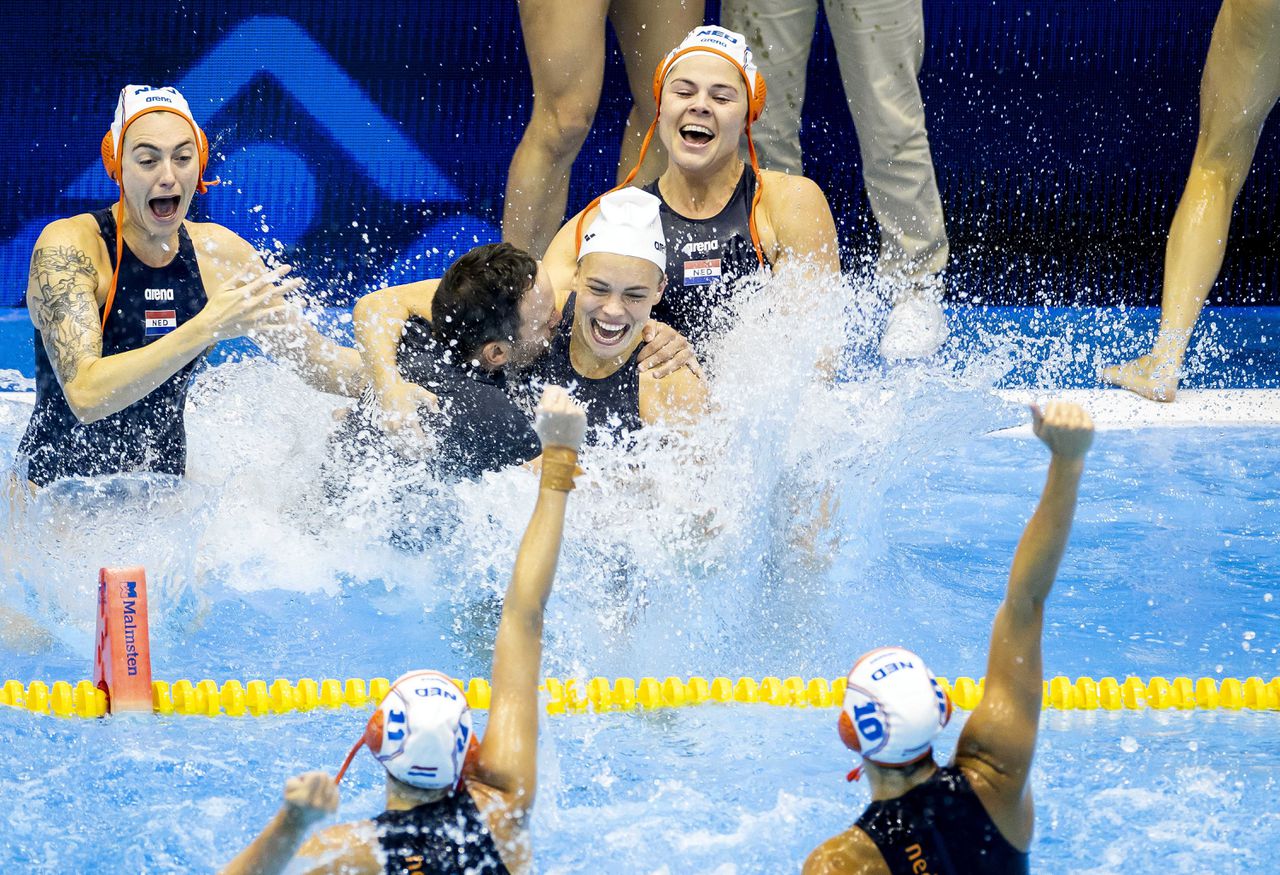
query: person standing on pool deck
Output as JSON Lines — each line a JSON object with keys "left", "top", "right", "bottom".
{"left": 1103, "top": 0, "right": 1280, "bottom": 402}
{"left": 539, "top": 25, "right": 842, "bottom": 351}
{"left": 721, "top": 0, "right": 951, "bottom": 361}
{"left": 503, "top": 0, "right": 705, "bottom": 258}
{"left": 221, "top": 387, "right": 587, "bottom": 875}
{"left": 14, "top": 85, "right": 363, "bottom": 488}
{"left": 526, "top": 187, "right": 707, "bottom": 434}
{"left": 805, "top": 401, "right": 1094, "bottom": 875}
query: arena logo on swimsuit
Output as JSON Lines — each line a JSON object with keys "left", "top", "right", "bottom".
{"left": 682, "top": 240, "right": 719, "bottom": 257}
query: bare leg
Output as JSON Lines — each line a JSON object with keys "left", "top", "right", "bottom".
{"left": 609, "top": 0, "right": 706, "bottom": 186}
{"left": 504, "top": 0, "right": 610, "bottom": 257}
{"left": 1104, "top": 0, "right": 1280, "bottom": 401}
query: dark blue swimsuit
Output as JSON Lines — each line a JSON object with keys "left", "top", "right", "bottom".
{"left": 18, "top": 209, "right": 208, "bottom": 486}
{"left": 856, "top": 765, "right": 1030, "bottom": 875}
{"left": 524, "top": 294, "right": 643, "bottom": 437}
{"left": 374, "top": 789, "right": 509, "bottom": 875}
{"left": 644, "top": 167, "right": 768, "bottom": 346}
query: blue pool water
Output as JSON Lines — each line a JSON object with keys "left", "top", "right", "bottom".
{"left": 0, "top": 300, "right": 1277, "bottom": 872}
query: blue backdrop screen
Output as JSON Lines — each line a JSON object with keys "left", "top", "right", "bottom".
{"left": 0, "top": 0, "right": 1274, "bottom": 307}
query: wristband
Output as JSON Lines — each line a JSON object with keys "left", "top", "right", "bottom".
{"left": 540, "top": 446, "right": 581, "bottom": 492}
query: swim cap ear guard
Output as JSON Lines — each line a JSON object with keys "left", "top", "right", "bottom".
{"left": 100, "top": 85, "right": 215, "bottom": 192}
{"left": 335, "top": 670, "right": 477, "bottom": 792}
{"left": 838, "top": 647, "right": 952, "bottom": 782}
{"left": 97, "top": 85, "right": 218, "bottom": 331}
{"left": 576, "top": 26, "right": 768, "bottom": 267}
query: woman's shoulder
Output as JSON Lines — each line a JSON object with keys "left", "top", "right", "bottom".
{"left": 759, "top": 169, "right": 827, "bottom": 202}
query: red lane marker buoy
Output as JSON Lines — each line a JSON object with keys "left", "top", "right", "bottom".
{"left": 92, "top": 567, "right": 153, "bottom": 714}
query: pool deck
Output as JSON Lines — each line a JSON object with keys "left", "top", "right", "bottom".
{"left": 3, "top": 304, "right": 1278, "bottom": 431}
{"left": 990, "top": 388, "right": 1280, "bottom": 435}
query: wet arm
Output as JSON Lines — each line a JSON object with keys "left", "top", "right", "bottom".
{"left": 27, "top": 224, "right": 218, "bottom": 423}
{"left": 220, "top": 807, "right": 320, "bottom": 875}
{"left": 474, "top": 461, "right": 573, "bottom": 809}
{"left": 212, "top": 234, "right": 365, "bottom": 397}
{"left": 957, "top": 429, "right": 1087, "bottom": 786}
{"left": 351, "top": 280, "right": 439, "bottom": 394}
{"left": 640, "top": 365, "right": 708, "bottom": 429}
{"left": 767, "top": 175, "right": 841, "bottom": 277}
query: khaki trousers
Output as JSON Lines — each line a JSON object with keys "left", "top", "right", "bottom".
{"left": 723, "top": 0, "right": 949, "bottom": 290}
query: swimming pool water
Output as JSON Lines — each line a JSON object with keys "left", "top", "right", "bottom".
{"left": 0, "top": 302, "right": 1277, "bottom": 873}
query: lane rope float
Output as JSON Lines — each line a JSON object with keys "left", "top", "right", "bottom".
{"left": 2, "top": 674, "right": 1278, "bottom": 719}
{"left": 14, "top": 569, "right": 1274, "bottom": 720}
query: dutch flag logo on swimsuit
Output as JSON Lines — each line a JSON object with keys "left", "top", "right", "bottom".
{"left": 144, "top": 310, "right": 177, "bottom": 336}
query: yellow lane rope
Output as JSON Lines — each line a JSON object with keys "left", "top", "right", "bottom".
{"left": 2, "top": 675, "right": 1278, "bottom": 719}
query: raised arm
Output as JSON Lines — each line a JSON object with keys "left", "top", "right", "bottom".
{"left": 351, "top": 279, "right": 442, "bottom": 428}
{"left": 471, "top": 387, "right": 586, "bottom": 812}
{"left": 26, "top": 217, "right": 289, "bottom": 423}
{"left": 955, "top": 402, "right": 1093, "bottom": 827}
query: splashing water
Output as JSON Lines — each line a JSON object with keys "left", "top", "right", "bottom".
{"left": 2, "top": 267, "right": 1278, "bottom": 871}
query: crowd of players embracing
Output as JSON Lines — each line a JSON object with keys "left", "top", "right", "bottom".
{"left": 14, "top": 0, "right": 1277, "bottom": 867}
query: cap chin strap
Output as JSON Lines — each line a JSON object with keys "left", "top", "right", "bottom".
{"left": 100, "top": 109, "right": 219, "bottom": 333}
{"left": 334, "top": 734, "right": 365, "bottom": 785}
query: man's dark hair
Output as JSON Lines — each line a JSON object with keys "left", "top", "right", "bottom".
{"left": 431, "top": 242, "right": 536, "bottom": 361}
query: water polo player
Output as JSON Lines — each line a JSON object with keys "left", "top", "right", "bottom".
{"left": 805, "top": 401, "right": 1094, "bottom": 874}
{"left": 540, "top": 25, "right": 842, "bottom": 349}
{"left": 221, "top": 386, "right": 587, "bottom": 875}
{"left": 525, "top": 187, "right": 706, "bottom": 434}
{"left": 352, "top": 267, "right": 695, "bottom": 438}
{"left": 15, "top": 85, "right": 363, "bottom": 488}
{"left": 502, "top": 0, "right": 703, "bottom": 257}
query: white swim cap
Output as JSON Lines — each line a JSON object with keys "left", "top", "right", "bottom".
{"left": 578, "top": 187, "right": 666, "bottom": 272}
{"left": 367, "top": 670, "right": 474, "bottom": 790}
{"left": 101, "top": 86, "right": 213, "bottom": 191}
{"left": 663, "top": 26, "right": 762, "bottom": 103}
{"left": 838, "top": 647, "right": 952, "bottom": 780}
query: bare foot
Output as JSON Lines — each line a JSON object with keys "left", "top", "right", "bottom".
{"left": 1101, "top": 355, "right": 1179, "bottom": 402}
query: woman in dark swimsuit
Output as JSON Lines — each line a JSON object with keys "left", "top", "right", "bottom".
{"left": 221, "top": 389, "right": 588, "bottom": 875}
{"left": 541, "top": 25, "right": 842, "bottom": 349}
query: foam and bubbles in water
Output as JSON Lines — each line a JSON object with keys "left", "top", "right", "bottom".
{"left": 1, "top": 265, "right": 1278, "bottom": 870}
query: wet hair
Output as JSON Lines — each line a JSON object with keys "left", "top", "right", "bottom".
{"left": 431, "top": 242, "right": 536, "bottom": 361}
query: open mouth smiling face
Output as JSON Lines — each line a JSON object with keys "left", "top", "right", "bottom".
{"left": 574, "top": 253, "right": 664, "bottom": 359}
{"left": 148, "top": 195, "right": 182, "bottom": 221}
{"left": 660, "top": 54, "right": 749, "bottom": 163}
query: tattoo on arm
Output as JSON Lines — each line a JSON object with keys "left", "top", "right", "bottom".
{"left": 29, "top": 246, "right": 103, "bottom": 387}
